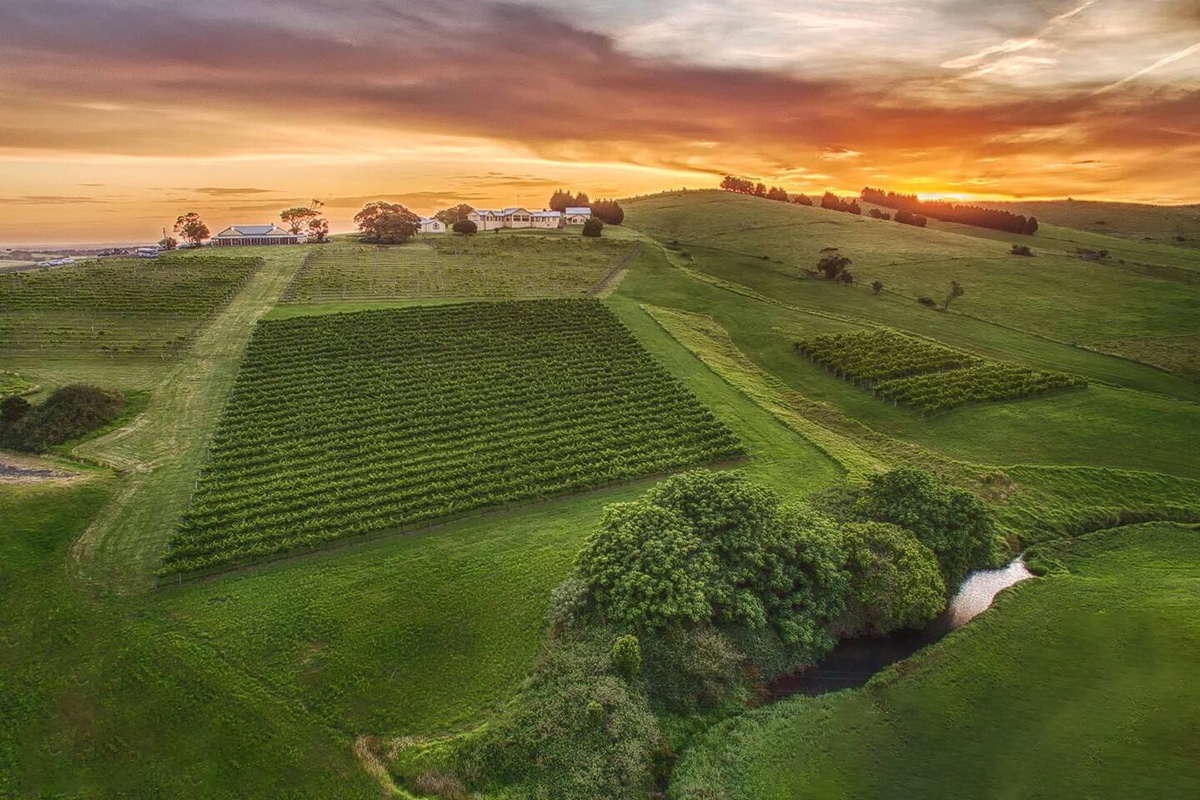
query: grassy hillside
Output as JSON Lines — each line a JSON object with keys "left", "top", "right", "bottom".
{"left": 670, "top": 523, "right": 1200, "bottom": 800}
{"left": 979, "top": 198, "right": 1200, "bottom": 250}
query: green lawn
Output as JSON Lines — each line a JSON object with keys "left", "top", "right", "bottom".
{"left": 670, "top": 522, "right": 1200, "bottom": 799}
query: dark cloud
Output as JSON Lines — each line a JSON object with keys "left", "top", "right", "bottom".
{"left": 0, "top": 0, "right": 1195, "bottom": 184}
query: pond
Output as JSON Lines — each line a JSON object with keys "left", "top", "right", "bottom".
{"left": 771, "top": 558, "right": 1034, "bottom": 698}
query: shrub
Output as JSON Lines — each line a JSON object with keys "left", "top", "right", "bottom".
{"left": 0, "top": 384, "right": 124, "bottom": 452}
{"left": 0, "top": 395, "right": 31, "bottom": 426}
{"left": 835, "top": 522, "right": 946, "bottom": 637}
{"left": 611, "top": 635, "right": 642, "bottom": 680}
{"left": 639, "top": 625, "right": 743, "bottom": 712}
{"left": 917, "top": 296, "right": 937, "bottom": 307}
{"left": 1010, "top": 243, "right": 1032, "bottom": 256}
{"left": 582, "top": 217, "right": 604, "bottom": 237}
{"left": 547, "top": 577, "right": 591, "bottom": 636}
{"left": 451, "top": 219, "right": 477, "bottom": 234}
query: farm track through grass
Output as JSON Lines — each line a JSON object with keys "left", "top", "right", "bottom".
{"left": 69, "top": 248, "right": 308, "bottom": 592}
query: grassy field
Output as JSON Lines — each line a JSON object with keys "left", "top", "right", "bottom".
{"left": 979, "top": 198, "right": 1200, "bottom": 250}
{"left": 4, "top": 197, "right": 1199, "bottom": 797}
{"left": 670, "top": 522, "right": 1200, "bottom": 799}
{"left": 283, "top": 233, "right": 638, "bottom": 302}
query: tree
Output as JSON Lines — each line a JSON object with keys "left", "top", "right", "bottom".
{"left": 766, "top": 186, "right": 789, "bottom": 202}
{"left": 582, "top": 217, "right": 604, "bottom": 238}
{"left": 158, "top": 235, "right": 177, "bottom": 251}
{"left": 452, "top": 219, "right": 478, "bottom": 234}
{"left": 852, "top": 468, "right": 998, "bottom": 590}
{"left": 871, "top": 280, "right": 883, "bottom": 295}
{"left": 753, "top": 183, "right": 767, "bottom": 197}
{"left": 942, "top": 280, "right": 964, "bottom": 311}
{"left": 280, "top": 200, "right": 324, "bottom": 235}
{"left": 572, "top": 191, "right": 590, "bottom": 207}
{"left": 173, "top": 212, "right": 209, "bottom": 247}
{"left": 0, "top": 395, "right": 31, "bottom": 429}
{"left": 591, "top": 199, "right": 625, "bottom": 225}
{"left": 835, "top": 522, "right": 946, "bottom": 637}
{"left": 305, "top": 216, "right": 329, "bottom": 243}
{"left": 549, "top": 190, "right": 574, "bottom": 212}
{"left": 435, "top": 204, "right": 475, "bottom": 225}
{"left": 793, "top": 194, "right": 813, "bottom": 206}
{"left": 353, "top": 201, "right": 420, "bottom": 244}
{"left": 815, "top": 251, "right": 852, "bottom": 280}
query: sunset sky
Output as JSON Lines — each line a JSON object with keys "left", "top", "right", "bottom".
{"left": 1, "top": 0, "right": 1198, "bottom": 244}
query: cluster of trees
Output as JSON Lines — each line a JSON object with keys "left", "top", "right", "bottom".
{"left": 811, "top": 248, "right": 855, "bottom": 284}
{"left": 861, "top": 187, "right": 1038, "bottom": 235}
{"left": 0, "top": 385, "right": 125, "bottom": 452}
{"left": 719, "top": 175, "right": 812, "bottom": 206}
{"left": 549, "top": 189, "right": 591, "bottom": 211}
{"left": 353, "top": 201, "right": 421, "bottom": 244}
{"left": 414, "top": 468, "right": 1002, "bottom": 797}
{"left": 821, "top": 191, "right": 861, "bottom": 215}
{"left": 280, "top": 200, "right": 329, "bottom": 243}
{"left": 868, "top": 207, "right": 892, "bottom": 221}
{"left": 590, "top": 199, "right": 625, "bottom": 225}
{"left": 895, "top": 208, "right": 929, "bottom": 227}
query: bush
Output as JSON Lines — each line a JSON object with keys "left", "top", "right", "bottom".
{"left": 917, "top": 296, "right": 937, "bottom": 307}
{"left": 0, "top": 384, "right": 124, "bottom": 452}
{"left": 582, "top": 217, "right": 604, "bottom": 237}
{"left": 1010, "top": 243, "right": 1032, "bottom": 256}
{"left": 611, "top": 635, "right": 642, "bottom": 680}
{"left": 639, "top": 625, "right": 742, "bottom": 712}
{"left": 852, "top": 468, "right": 1001, "bottom": 590}
{"left": 451, "top": 219, "right": 477, "bottom": 234}
{"left": 0, "top": 395, "right": 31, "bottom": 426}
{"left": 835, "top": 522, "right": 946, "bottom": 637}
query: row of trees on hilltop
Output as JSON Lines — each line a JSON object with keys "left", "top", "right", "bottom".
{"left": 548, "top": 190, "right": 625, "bottom": 224}
{"left": 821, "top": 191, "right": 861, "bottom": 215}
{"left": 861, "top": 187, "right": 1038, "bottom": 235}
{"left": 721, "top": 175, "right": 815, "bottom": 206}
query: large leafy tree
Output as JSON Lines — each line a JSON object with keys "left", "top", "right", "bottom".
{"left": 548, "top": 189, "right": 574, "bottom": 212}
{"left": 836, "top": 522, "right": 946, "bottom": 637}
{"left": 591, "top": 199, "right": 624, "bottom": 225}
{"left": 853, "top": 468, "right": 998, "bottom": 589}
{"left": 353, "top": 201, "right": 420, "bottom": 244}
{"left": 173, "top": 212, "right": 209, "bottom": 246}
{"left": 434, "top": 203, "right": 474, "bottom": 225}
{"left": 280, "top": 199, "right": 325, "bottom": 235}
{"left": 574, "top": 471, "right": 850, "bottom": 660}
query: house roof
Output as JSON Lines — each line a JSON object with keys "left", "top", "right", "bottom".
{"left": 564, "top": 207, "right": 591, "bottom": 216}
{"left": 215, "top": 224, "right": 295, "bottom": 237}
{"left": 419, "top": 217, "right": 440, "bottom": 224}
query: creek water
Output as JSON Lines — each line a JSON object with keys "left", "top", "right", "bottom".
{"left": 771, "top": 558, "right": 1034, "bottom": 698}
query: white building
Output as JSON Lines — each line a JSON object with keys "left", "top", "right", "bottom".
{"left": 563, "top": 207, "right": 592, "bottom": 225}
{"left": 467, "top": 207, "right": 564, "bottom": 231}
{"left": 419, "top": 217, "right": 447, "bottom": 233}
{"left": 212, "top": 223, "right": 305, "bottom": 246}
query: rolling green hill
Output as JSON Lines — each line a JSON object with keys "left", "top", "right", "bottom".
{"left": 3, "top": 201, "right": 1198, "bottom": 797}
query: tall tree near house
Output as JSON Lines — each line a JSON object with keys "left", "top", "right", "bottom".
{"left": 572, "top": 191, "right": 590, "bottom": 207}
{"left": 173, "top": 212, "right": 209, "bottom": 247}
{"left": 354, "top": 201, "right": 420, "bottom": 244}
{"left": 591, "top": 199, "right": 624, "bottom": 225}
{"left": 434, "top": 204, "right": 475, "bottom": 225}
{"left": 306, "top": 216, "right": 329, "bottom": 243}
{"left": 942, "top": 280, "right": 964, "bottom": 310}
{"left": 280, "top": 200, "right": 325, "bottom": 235}
{"left": 549, "top": 190, "right": 574, "bottom": 212}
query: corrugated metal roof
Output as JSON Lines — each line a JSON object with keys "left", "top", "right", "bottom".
{"left": 217, "top": 224, "right": 294, "bottom": 236}
{"left": 564, "top": 207, "right": 591, "bottom": 215}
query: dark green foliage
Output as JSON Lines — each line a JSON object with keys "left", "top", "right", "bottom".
{"left": 814, "top": 252, "right": 852, "bottom": 280}
{"left": 874, "top": 363, "right": 1087, "bottom": 413}
{"left": 871, "top": 280, "right": 883, "bottom": 294}
{"left": 795, "top": 329, "right": 982, "bottom": 383}
{"left": 639, "top": 625, "right": 743, "bottom": 713}
{"left": 458, "top": 629, "right": 660, "bottom": 799}
{"left": 1011, "top": 243, "right": 1033, "bottom": 256}
{"left": 167, "top": 301, "right": 743, "bottom": 574}
{"left": 0, "top": 384, "right": 124, "bottom": 452}
{"left": 852, "top": 468, "right": 999, "bottom": 589}
{"left": 583, "top": 217, "right": 604, "bottom": 237}
{"left": 591, "top": 199, "right": 625, "bottom": 225}
{"left": 436, "top": 204, "right": 475, "bottom": 225}
{"left": 942, "top": 279, "right": 965, "bottom": 310}
{"left": 611, "top": 635, "right": 642, "bottom": 680}
{"left": 576, "top": 471, "right": 849, "bottom": 660}
{"left": 0, "top": 395, "right": 30, "bottom": 426}
{"left": 917, "top": 295, "right": 937, "bottom": 306}
{"left": 451, "top": 218, "right": 477, "bottom": 234}
{"left": 835, "top": 522, "right": 946, "bottom": 637}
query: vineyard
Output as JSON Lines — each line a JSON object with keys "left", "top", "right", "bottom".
{"left": 282, "top": 235, "right": 636, "bottom": 302}
{"left": 0, "top": 256, "right": 259, "bottom": 359}
{"left": 162, "top": 299, "right": 744, "bottom": 575}
{"left": 796, "top": 329, "right": 1086, "bottom": 413}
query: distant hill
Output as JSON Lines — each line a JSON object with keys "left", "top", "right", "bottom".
{"left": 976, "top": 199, "right": 1200, "bottom": 250}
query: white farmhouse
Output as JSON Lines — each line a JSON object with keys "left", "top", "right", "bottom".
{"left": 563, "top": 207, "right": 592, "bottom": 225}
{"left": 467, "top": 207, "right": 562, "bottom": 231}
{"left": 530, "top": 210, "right": 562, "bottom": 229}
{"left": 212, "top": 223, "right": 305, "bottom": 246}
{"left": 419, "top": 217, "right": 447, "bottom": 233}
